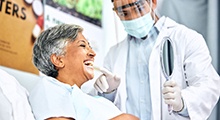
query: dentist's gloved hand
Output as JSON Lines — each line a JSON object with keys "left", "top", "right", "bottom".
{"left": 162, "top": 80, "right": 184, "bottom": 112}
{"left": 94, "top": 67, "right": 121, "bottom": 93}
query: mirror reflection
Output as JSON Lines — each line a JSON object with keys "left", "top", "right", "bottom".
{"left": 160, "top": 37, "right": 174, "bottom": 79}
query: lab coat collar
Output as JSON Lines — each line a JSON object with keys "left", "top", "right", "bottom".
{"left": 153, "top": 16, "right": 178, "bottom": 49}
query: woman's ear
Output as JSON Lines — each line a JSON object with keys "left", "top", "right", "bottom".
{"left": 50, "top": 54, "right": 65, "bottom": 68}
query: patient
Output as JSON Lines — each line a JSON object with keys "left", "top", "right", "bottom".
{"left": 29, "top": 24, "right": 139, "bottom": 120}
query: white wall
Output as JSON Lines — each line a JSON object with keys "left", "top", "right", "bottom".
{"left": 102, "top": 0, "right": 127, "bottom": 54}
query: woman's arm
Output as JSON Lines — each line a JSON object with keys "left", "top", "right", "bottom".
{"left": 46, "top": 114, "right": 139, "bottom": 120}
{"left": 111, "top": 113, "right": 139, "bottom": 120}
{"left": 46, "top": 117, "right": 74, "bottom": 120}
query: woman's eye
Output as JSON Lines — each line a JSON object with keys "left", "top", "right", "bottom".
{"left": 80, "top": 44, "right": 86, "bottom": 47}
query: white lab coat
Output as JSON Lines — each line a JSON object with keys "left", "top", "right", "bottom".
{"left": 103, "top": 16, "right": 220, "bottom": 120}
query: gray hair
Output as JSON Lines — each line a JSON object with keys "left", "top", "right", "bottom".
{"left": 32, "top": 24, "right": 83, "bottom": 78}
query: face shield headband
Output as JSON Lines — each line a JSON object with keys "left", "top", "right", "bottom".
{"left": 113, "top": 0, "right": 150, "bottom": 20}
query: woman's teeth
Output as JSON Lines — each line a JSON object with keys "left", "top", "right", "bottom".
{"left": 84, "top": 61, "right": 93, "bottom": 66}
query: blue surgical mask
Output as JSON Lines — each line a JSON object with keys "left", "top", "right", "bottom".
{"left": 121, "top": 12, "right": 154, "bottom": 39}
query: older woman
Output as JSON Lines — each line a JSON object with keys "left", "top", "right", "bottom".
{"left": 29, "top": 24, "right": 139, "bottom": 120}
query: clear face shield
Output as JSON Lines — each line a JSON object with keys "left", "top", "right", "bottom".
{"left": 113, "top": 0, "right": 152, "bottom": 21}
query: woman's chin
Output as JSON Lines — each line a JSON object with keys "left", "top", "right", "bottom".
{"left": 87, "top": 74, "right": 94, "bottom": 80}
{"left": 84, "top": 66, "right": 94, "bottom": 79}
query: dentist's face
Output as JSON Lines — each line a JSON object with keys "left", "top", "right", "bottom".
{"left": 113, "top": 0, "right": 151, "bottom": 20}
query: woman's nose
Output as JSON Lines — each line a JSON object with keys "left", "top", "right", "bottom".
{"left": 88, "top": 49, "right": 96, "bottom": 57}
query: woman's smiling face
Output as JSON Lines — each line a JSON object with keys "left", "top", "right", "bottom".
{"left": 60, "top": 32, "right": 96, "bottom": 86}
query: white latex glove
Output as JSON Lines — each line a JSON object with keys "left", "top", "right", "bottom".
{"left": 94, "top": 67, "right": 121, "bottom": 93}
{"left": 162, "top": 80, "right": 184, "bottom": 112}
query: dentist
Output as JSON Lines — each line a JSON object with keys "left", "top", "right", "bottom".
{"left": 94, "top": 0, "right": 220, "bottom": 119}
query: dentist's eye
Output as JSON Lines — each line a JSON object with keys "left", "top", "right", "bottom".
{"left": 118, "top": 12, "right": 128, "bottom": 17}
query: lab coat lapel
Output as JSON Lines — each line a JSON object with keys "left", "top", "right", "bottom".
{"left": 113, "top": 38, "right": 129, "bottom": 112}
{"left": 149, "top": 17, "right": 176, "bottom": 120}
{"left": 149, "top": 31, "right": 164, "bottom": 120}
